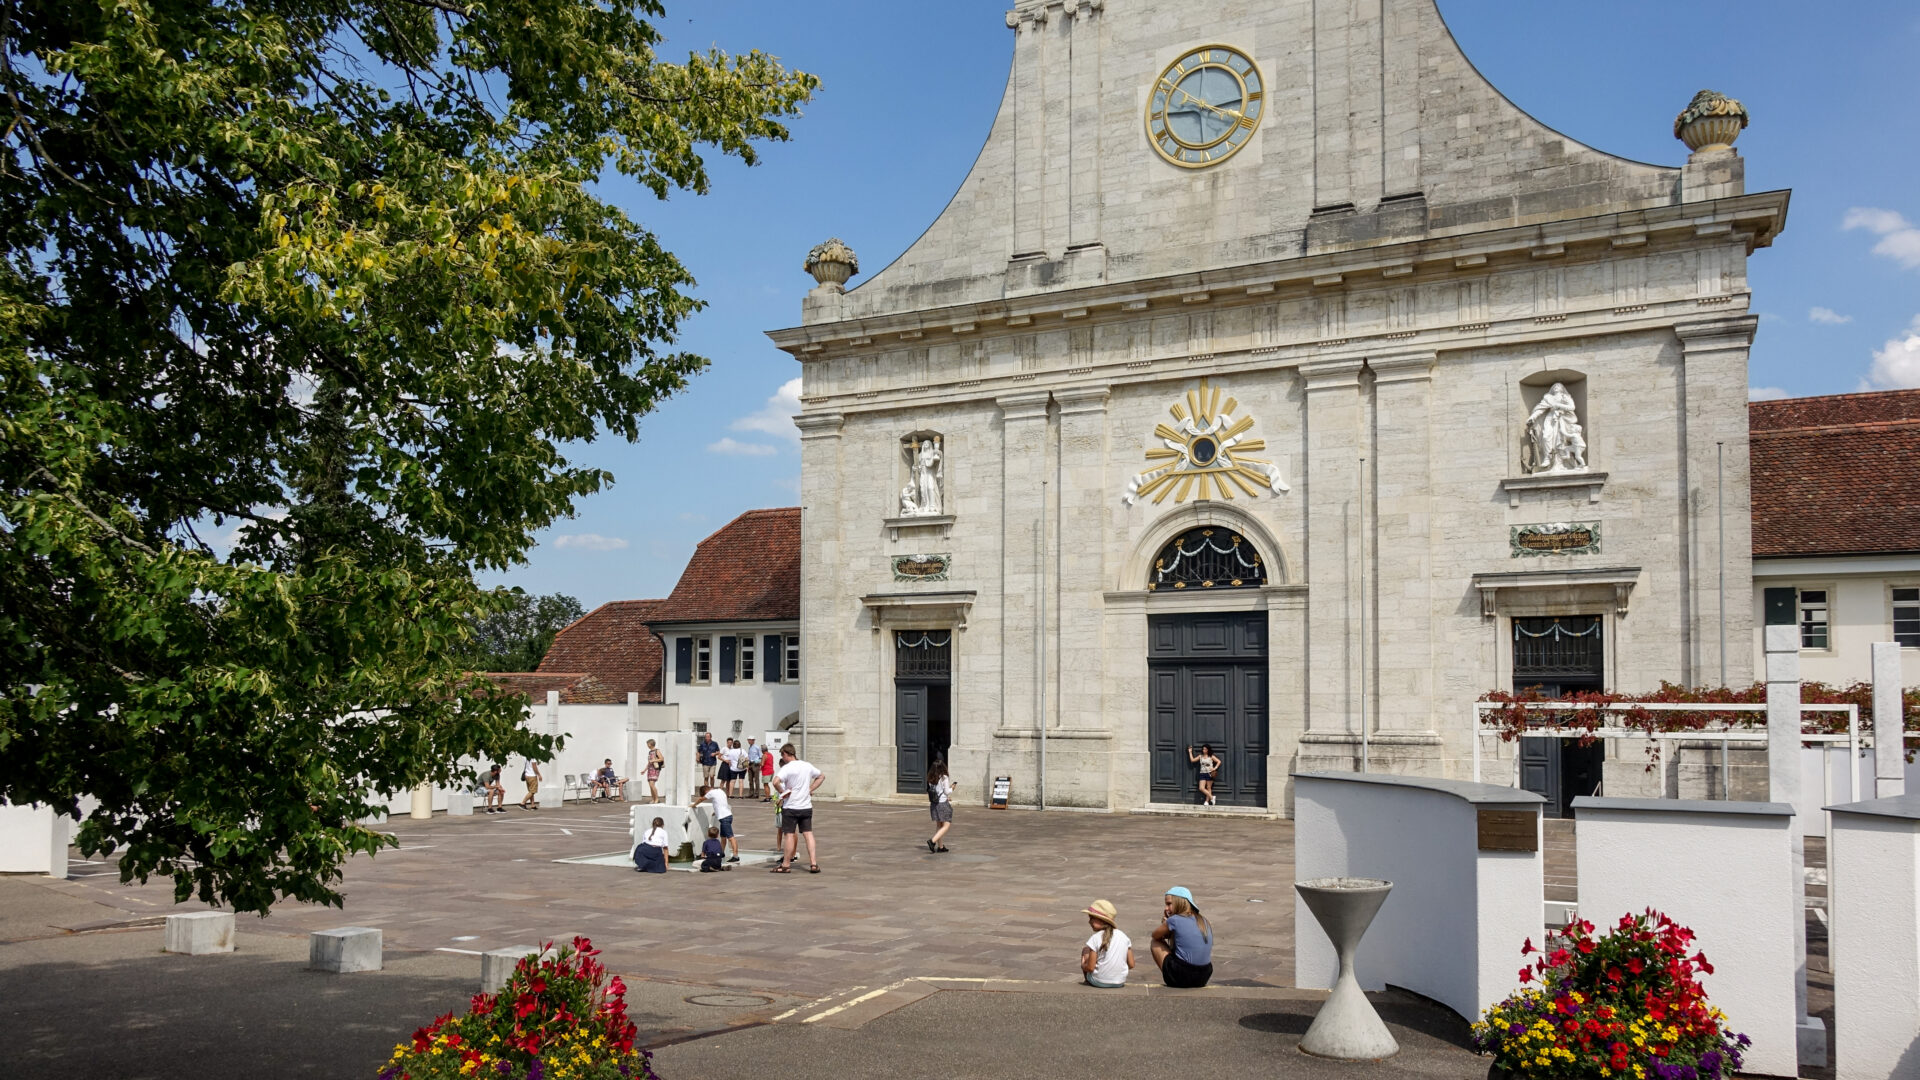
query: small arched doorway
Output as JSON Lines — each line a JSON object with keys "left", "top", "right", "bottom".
{"left": 1145, "top": 528, "right": 1269, "bottom": 807}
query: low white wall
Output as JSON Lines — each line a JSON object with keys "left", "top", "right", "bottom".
{"left": 0, "top": 802, "right": 70, "bottom": 876}
{"left": 1573, "top": 797, "right": 1799, "bottom": 1079}
{"left": 1293, "top": 772, "right": 1544, "bottom": 1021}
{"left": 1828, "top": 795, "right": 1920, "bottom": 1080}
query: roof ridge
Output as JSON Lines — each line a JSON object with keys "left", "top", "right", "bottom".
{"left": 1751, "top": 416, "right": 1920, "bottom": 436}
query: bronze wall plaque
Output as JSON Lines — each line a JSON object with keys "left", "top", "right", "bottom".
{"left": 1476, "top": 808, "right": 1539, "bottom": 852}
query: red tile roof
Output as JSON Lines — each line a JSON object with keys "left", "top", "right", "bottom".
{"left": 484, "top": 672, "right": 625, "bottom": 705}
{"left": 1751, "top": 389, "right": 1920, "bottom": 558}
{"left": 646, "top": 508, "right": 802, "bottom": 625}
{"left": 535, "top": 599, "right": 668, "bottom": 703}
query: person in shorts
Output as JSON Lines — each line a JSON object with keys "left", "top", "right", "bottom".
{"left": 1080, "top": 899, "right": 1134, "bottom": 988}
{"left": 925, "top": 757, "right": 954, "bottom": 853}
{"left": 693, "top": 784, "right": 738, "bottom": 863}
{"left": 745, "top": 739, "right": 763, "bottom": 798}
{"left": 697, "top": 733, "right": 719, "bottom": 790}
{"left": 591, "top": 758, "right": 626, "bottom": 801}
{"left": 519, "top": 758, "right": 543, "bottom": 810}
{"left": 770, "top": 743, "right": 824, "bottom": 874}
{"left": 759, "top": 742, "right": 776, "bottom": 800}
{"left": 1149, "top": 885, "right": 1214, "bottom": 988}
{"left": 482, "top": 764, "right": 507, "bottom": 814}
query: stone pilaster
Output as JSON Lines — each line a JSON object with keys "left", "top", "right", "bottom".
{"left": 997, "top": 391, "right": 1053, "bottom": 736}
{"left": 1675, "top": 315, "right": 1759, "bottom": 688}
{"left": 1006, "top": 6, "right": 1049, "bottom": 260}
{"left": 1312, "top": 0, "right": 1384, "bottom": 212}
{"left": 1367, "top": 351, "right": 1443, "bottom": 775}
{"left": 1065, "top": 1, "right": 1103, "bottom": 252}
{"left": 1300, "top": 358, "right": 1366, "bottom": 753}
{"left": 1055, "top": 387, "right": 1110, "bottom": 732}
{"left": 795, "top": 411, "right": 848, "bottom": 791}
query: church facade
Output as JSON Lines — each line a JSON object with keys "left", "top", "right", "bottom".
{"left": 768, "top": 0, "right": 1788, "bottom": 812}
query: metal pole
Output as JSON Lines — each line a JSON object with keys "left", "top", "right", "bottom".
{"left": 1717, "top": 441, "right": 1726, "bottom": 687}
{"left": 1359, "top": 455, "right": 1368, "bottom": 773}
{"left": 1037, "top": 485, "right": 1047, "bottom": 812}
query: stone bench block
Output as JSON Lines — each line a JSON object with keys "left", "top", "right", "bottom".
{"left": 309, "top": 926, "right": 382, "bottom": 973}
{"left": 480, "top": 946, "right": 543, "bottom": 993}
{"left": 537, "top": 781, "right": 564, "bottom": 810}
{"left": 164, "top": 911, "right": 234, "bottom": 955}
{"left": 446, "top": 786, "right": 474, "bottom": 817}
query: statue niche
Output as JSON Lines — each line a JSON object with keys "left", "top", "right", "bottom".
{"left": 1520, "top": 375, "right": 1589, "bottom": 476}
{"left": 898, "top": 433, "right": 945, "bottom": 518}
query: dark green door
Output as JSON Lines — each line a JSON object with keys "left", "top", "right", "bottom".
{"left": 1148, "top": 612, "right": 1268, "bottom": 807}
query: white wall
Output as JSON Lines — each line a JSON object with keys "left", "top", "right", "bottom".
{"left": 1573, "top": 799, "right": 1799, "bottom": 1079}
{"left": 1753, "top": 559, "right": 1920, "bottom": 688}
{"left": 1293, "top": 773, "right": 1544, "bottom": 1022}
{"left": 1829, "top": 802, "right": 1920, "bottom": 1080}
{"left": 0, "top": 802, "right": 70, "bottom": 876}
{"left": 660, "top": 625, "right": 801, "bottom": 740}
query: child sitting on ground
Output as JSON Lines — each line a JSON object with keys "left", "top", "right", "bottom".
{"left": 1080, "top": 899, "right": 1133, "bottom": 988}
{"left": 698, "top": 826, "right": 728, "bottom": 872}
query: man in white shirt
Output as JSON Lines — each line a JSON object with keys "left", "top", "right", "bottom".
{"left": 692, "top": 785, "right": 738, "bottom": 862}
{"left": 724, "top": 740, "right": 747, "bottom": 797}
{"left": 770, "top": 743, "right": 825, "bottom": 874}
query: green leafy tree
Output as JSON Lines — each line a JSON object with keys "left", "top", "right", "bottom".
{"left": 458, "top": 590, "right": 584, "bottom": 673}
{"left": 0, "top": 0, "right": 815, "bottom": 912}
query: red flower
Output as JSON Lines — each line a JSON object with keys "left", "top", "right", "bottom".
{"left": 1576, "top": 938, "right": 1596, "bottom": 955}
{"left": 1606, "top": 965, "right": 1623, "bottom": 982}
{"left": 1518, "top": 967, "right": 1533, "bottom": 984}
{"left": 1627, "top": 957, "right": 1645, "bottom": 974}
{"left": 1694, "top": 952, "right": 1715, "bottom": 975}
{"left": 1521, "top": 937, "right": 1536, "bottom": 955}
{"left": 1549, "top": 948, "right": 1572, "bottom": 966}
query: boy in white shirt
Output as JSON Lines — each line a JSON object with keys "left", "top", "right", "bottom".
{"left": 692, "top": 785, "right": 738, "bottom": 862}
{"left": 1080, "top": 899, "right": 1134, "bottom": 988}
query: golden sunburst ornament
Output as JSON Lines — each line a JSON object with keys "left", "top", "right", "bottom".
{"left": 1123, "top": 379, "right": 1289, "bottom": 506}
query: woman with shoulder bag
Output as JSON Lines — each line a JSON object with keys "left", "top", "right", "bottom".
{"left": 925, "top": 757, "right": 954, "bottom": 853}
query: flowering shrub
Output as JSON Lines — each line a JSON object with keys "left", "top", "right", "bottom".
{"left": 1479, "top": 680, "right": 1920, "bottom": 760}
{"left": 379, "top": 937, "right": 655, "bottom": 1080}
{"left": 1473, "top": 911, "right": 1749, "bottom": 1079}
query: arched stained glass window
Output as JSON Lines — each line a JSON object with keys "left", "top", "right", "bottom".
{"left": 1148, "top": 529, "right": 1266, "bottom": 591}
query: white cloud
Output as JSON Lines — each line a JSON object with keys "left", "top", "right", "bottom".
{"left": 552, "top": 533, "right": 629, "bottom": 552}
{"left": 1843, "top": 207, "right": 1920, "bottom": 269}
{"left": 731, "top": 377, "right": 803, "bottom": 442}
{"left": 1865, "top": 316, "right": 1920, "bottom": 390}
{"left": 1748, "top": 386, "right": 1791, "bottom": 401}
{"left": 707, "top": 436, "right": 780, "bottom": 457}
{"left": 1808, "top": 306, "right": 1853, "bottom": 325}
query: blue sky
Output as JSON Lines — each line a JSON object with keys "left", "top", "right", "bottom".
{"left": 486, "top": 1, "right": 1920, "bottom": 609}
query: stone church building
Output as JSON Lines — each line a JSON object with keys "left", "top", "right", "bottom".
{"left": 768, "top": 0, "right": 1788, "bottom": 812}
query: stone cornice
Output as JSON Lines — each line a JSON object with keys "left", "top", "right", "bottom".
{"left": 767, "top": 190, "right": 1790, "bottom": 355}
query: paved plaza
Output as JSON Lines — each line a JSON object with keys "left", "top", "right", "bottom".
{"left": 0, "top": 800, "right": 1835, "bottom": 1078}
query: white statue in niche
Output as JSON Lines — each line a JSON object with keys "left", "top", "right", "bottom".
{"left": 1525, "top": 382, "right": 1589, "bottom": 475}
{"left": 900, "top": 435, "right": 943, "bottom": 517}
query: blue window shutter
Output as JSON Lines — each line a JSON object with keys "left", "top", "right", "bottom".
{"left": 764, "top": 635, "right": 783, "bottom": 683}
{"left": 674, "top": 638, "right": 692, "bottom": 684}
{"left": 719, "top": 636, "right": 737, "bottom": 684}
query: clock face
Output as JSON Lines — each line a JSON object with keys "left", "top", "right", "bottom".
{"left": 1146, "top": 46, "right": 1264, "bottom": 168}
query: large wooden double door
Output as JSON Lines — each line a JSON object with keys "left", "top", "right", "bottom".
{"left": 1148, "top": 611, "right": 1268, "bottom": 807}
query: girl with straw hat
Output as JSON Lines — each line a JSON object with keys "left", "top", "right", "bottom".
{"left": 1079, "top": 899, "right": 1135, "bottom": 989}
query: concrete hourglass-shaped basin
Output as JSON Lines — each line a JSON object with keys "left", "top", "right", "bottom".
{"left": 1295, "top": 877, "right": 1399, "bottom": 1060}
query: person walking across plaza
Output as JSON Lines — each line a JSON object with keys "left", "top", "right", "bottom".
{"left": 925, "top": 757, "right": 954, "bottom": 853}
{"left": 746, "top": 738, "right": 764, "bottom": 799}
{"left": 693, "top": 783, "right": 739, "bottom": 863}
{"left": 519, "top": 757, "right": 543, "bottom": 810}
{"left": 633, "top": 817, "right": 669, "bottom": 874}
{"left": 697, "top": 732, "right": 720, "bottom": 791}
{"left": 644, "top": 739, "right": 665, "bottom": 803}
{"left": 770, "top": 742, "right": 824, "bottom": 874}
{"left": 1079, "top": 899, "right": 1134, "bottom": 988}
{"left": 1188, "top": 744, "right": 1222, "bottom": 806}
{"left": 1150, "top": 886, "right": 1214, "bottom": 988}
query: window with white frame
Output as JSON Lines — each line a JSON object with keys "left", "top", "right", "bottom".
{"left": 1895, "top": 587, "right": 1920, "bottom": 648}
{"left": 739, "top": 635, "right": 756, "bottom": 681}
{"left": 785, "top": 634, "right": 800, "bottom": 682}
{"left": 695, "top": 636, "right": 712, "bottom": 682}
{"left": 1798, "top": 589, "right": 1830, "bottom": 650}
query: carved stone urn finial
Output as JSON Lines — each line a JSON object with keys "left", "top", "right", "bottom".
{"left": 804, "top": 238, "right": 859, "bottom": 290}
{"left": 1674, "top": 90, "right": 1749, "bottom": 154}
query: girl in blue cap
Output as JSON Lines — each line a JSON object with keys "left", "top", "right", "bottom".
{"left": 1150, "top": 886, "right": 1214, "bottom": 987}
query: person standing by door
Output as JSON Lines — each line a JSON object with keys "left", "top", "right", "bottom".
{"left": 770, "top": 742, "right": 824, "bottom": 874}
{"left": 1187, "top": 744, "right": 1221, "bottom": 806}
{"left": 926, "top": 758, "right": 954, "bottom": 853}
{"left": 697, "top": 732, "right": 719, "bottom": 791}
